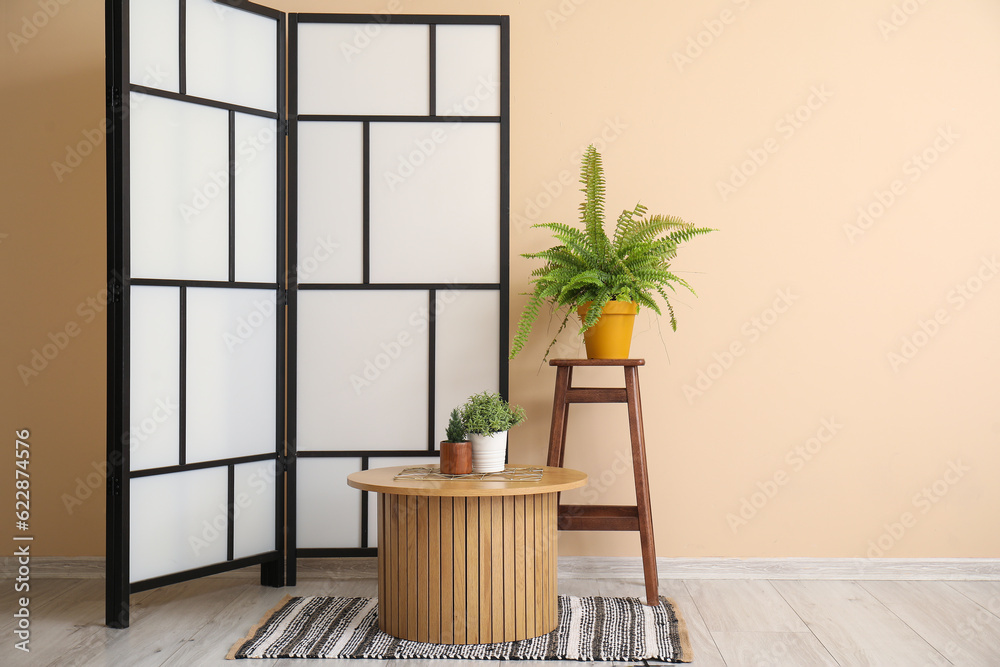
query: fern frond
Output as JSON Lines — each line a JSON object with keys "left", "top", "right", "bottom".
{"left": 579, "top": 146, "right": 611, "bottom": 263}
{"left": 508, "top": 145, "right": 715, "bottom": 359}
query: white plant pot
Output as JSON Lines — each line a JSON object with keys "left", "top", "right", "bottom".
{"left": 469, "top": 431, "right": 508, "bottom": 473}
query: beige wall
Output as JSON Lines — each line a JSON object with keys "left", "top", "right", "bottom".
{"left": 2, "top": 0, "right": 998, "bottom": 558}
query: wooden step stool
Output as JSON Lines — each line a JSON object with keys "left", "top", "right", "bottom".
{"left": 545, "top": 358, "right": 659, "bottom": 605}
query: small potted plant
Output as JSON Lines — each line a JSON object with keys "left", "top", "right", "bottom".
{"left": 509, "top": 145, "right": 714, "bottom": 360}
{"left": 459, "top": 392, "right": 526, "bottom": 473}
{"left": 440, "top": 408, "right": 472, "bottom": 475}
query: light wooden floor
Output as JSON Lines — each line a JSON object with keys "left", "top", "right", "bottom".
{"left": 3, "top": 568, "right": 1000, "bottom": 666}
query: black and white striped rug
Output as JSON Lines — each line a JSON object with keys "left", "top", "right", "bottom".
{"left": 228, "top": 595, "right": 692, "bottom": 661}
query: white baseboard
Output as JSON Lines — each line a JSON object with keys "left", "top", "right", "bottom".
{"left": 5, "top": 556, "right": 999, "bottom": 581}
{"left": 559, "top": 556, "right": 1000, "bottom": 581}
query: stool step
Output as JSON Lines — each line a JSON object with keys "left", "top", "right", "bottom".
{"left": 566, "top": 388, "right": 628, "bottom": 403}
{"left": 557, "top": 504, "right": 640, "bottom": 531}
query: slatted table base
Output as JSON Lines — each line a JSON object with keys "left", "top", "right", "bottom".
{"left": 377, "top": 492, "right": 558, "bottom": 644}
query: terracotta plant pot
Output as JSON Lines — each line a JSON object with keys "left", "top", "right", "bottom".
{"left": 577, "top": 301, "right": 639, "bottom": 359}
{"left": 440, "top": 441, "right": 472, "bottom": 475}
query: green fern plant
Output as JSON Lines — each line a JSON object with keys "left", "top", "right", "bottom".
{"left": 509, "top": 145, "right": 715, "bottom": 360}
{"left": 444, "top": 408, "right": 467, "bottom": 443}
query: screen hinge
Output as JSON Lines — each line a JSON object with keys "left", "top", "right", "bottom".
{"left": 108, "top": 276, "right": 124, "bottom": 304}
{"left": 108, "top": 473, "right": 123, "bottom": 497}
{"left": 108, "top": 86, "right": 123, "bottom": 113}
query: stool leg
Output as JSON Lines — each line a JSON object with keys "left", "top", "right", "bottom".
{"left": 546, "top": 366, "right": 573, "bottom": 468}
{"left": 624, "top": 366, "right": 659, "bottom": 605}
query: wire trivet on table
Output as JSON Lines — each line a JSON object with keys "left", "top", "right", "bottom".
{"left": 393, "top": 466, "right": 544, "bottom": 482}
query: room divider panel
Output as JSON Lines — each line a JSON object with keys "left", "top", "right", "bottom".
{"left": 107, "top": 0, "right": 509, "bottom": 627}
{"left": 286, "top": 13, "right": 510, "bottom": 584}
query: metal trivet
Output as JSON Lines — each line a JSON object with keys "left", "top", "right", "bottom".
{"left": 394, "top": 465, "right": 544, "bottom": 482}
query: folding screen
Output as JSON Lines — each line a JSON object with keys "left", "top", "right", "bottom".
{"left": 107, "top": 1, "right": 508, "bottom": 627}
{"left": 106, "top": 0, "right": 286, "bottom": 628}
{"left": 287, "top": 14, "right": 510, "bottom": 583}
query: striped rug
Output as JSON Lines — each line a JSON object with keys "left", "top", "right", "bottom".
{"left": 228, "top": 595, "right": 692, "bottom": 661}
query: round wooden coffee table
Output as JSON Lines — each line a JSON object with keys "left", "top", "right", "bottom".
{"left": 347, "top": 465, "right": 587, "bottom": 644}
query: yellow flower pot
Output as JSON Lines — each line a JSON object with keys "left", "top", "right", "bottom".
{"left": 577, "top": 301, "right": 639, "bottom": 359}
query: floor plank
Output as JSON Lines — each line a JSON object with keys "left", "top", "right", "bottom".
{"left": 8, "top": 572, "right": 1000, "bottom": 666}
{"left": 49, "top": 578, "right": 257, "bottom": 667}
{"left": 0, "top": 578, "right": 93, "bottom": 635}
{"left": 773, "top": 579, "right": 953, "bottom": 666}
{"left": 3, "top": 579, "right": 107, "bottom": 666}
{"left": 159, "top": 585, "right": 290, "bottom": 666}
{"left": 947, "top": 580, "right": 1000, "bottom": 614}
{"left": 862, "top": 580, "right": 1000, "bottom": 666}
{"left": 685, "top": 580, "right": 809, "bottom": 633}
{"left": 163, "top": 576, "right": 387, "bottom": 666}
{"left": 665, "top": 583, "right": 728, "bottom": 667}
{"left": 712, "top": 631, "right": 839, "bottom": 667}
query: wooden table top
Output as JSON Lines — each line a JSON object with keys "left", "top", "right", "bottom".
{"left": 347, "top": 465, "right": 587, "bottom": 497}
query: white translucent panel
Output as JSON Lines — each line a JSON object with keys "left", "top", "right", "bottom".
{"left": 434, "top": 291, "right": 500, "bottom": 444}
{"left": 369, "top": 122, "right": 500, "bottom": 283}
{"left": 233, "top": 460, "right": 276, "bottom": 558}
{"left": 234, "top": 113, "right": 278, "bottom": 283}
{"left": 297, "top": 23, "right": 428, "bottom": 115}
{"left": 186, "top": 288, "right": 276, "bottom": 463}
{"left": 365, "top": 456, "right": 434, "bottom": 541}
{"left": 130, "top": 93, "right": 229, "bottom": 281}
{"left": 129, "top": 286, "right": 181, "bottom": 471}
{"left": 297, "top": 290, "right": 428, "bottom": 451}
{"left": 435, "top": 25, "right": 501, "bottom": 117}
{"left": 297, "top": 458, "right": 362, "bottom": 548}
{"left": 129, "top": 0, "right": 180, "bottom": 91}
{"left": 130, "top": 467, "right": 228, "bottom": 582}
{"left": 185, "top": 0, "right": 276, "bottom": 112}
{"left": 296, "top": 122, "right": 363, "bottom": 284}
